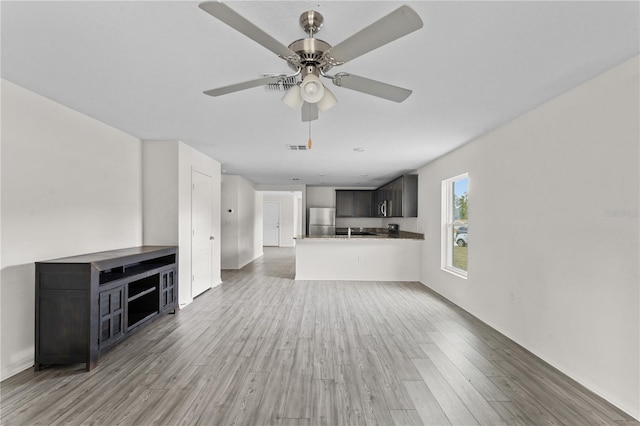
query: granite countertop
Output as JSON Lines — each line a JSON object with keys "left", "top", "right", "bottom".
{"left": 297, "top": 228, "right": 424, "bottom": 241}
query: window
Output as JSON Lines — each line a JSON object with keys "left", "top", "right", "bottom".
{"left": 442, "top": 173, "right": 469, "bottom": 278}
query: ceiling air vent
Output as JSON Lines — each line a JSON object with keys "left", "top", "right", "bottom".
{"left": 287, "top": 144, "right": 308, "bottom": 151}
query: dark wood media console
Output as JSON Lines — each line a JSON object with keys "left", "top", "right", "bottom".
{"left": 35, "top": 246, "right": 178, "bottom": 371}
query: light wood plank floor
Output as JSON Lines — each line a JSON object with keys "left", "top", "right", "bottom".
{"left": 1, "top": 247, "right": 637, "bottom": 425}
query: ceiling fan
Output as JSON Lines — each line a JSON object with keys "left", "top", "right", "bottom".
{"left": 198, "top": 2, "right": 423, "bottom": 121}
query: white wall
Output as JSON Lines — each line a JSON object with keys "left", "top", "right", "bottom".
{"left": 338, "top": 217, "right": 384, "bottom": 229}
{"left": 263, "top": 193, "right": 296, "bottom": 247}
{"left": 221, "top": 175, "right": 239, "bottom": 269}
{"left": 254, "top": 192, "right": 264, "bottom": 257}
{"left": 0, "top": 80, "right": 143, "bottom": 380}
{"left": 306, "top": 187, "right": 336, "bottom": 208}
{"left": 143, "top": 140, "right": 221, "bottom": 306}
{"left": 221, "top": 175, "right": 262, "bottom": 269}
{"left": 417, "top": 56, "right": 639, "bottom": 418}
{"left": 294, "top": 195, "right": 302, "bottom": 237}
{"left": 142, "top": 141, "right": 179, "bottom": 245}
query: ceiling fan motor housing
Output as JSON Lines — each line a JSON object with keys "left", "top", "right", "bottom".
{"left": 285, "top": 11, "right": 334, "bottom": 74}
{"left": 287, "top": 38, "right": 332, "bottom": 74}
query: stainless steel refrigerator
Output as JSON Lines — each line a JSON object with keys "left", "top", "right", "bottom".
{"left": 308, "top": 208, "right": 335, "bottom": 236}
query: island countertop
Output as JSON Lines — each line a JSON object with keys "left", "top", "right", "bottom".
{"left": 296, "top": 228, "right": 424, "bottom": 241}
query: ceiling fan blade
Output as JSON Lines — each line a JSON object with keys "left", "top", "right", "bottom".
{"left": 204, "top": 75, "right": 284, "bottom": 97}
{"left": 332, "top": 73, "right": 412, "bottom": 103}
{"left": 301, "top": 102, "right": 319, "bottom": 122}
{"left": 199, "top": 2, "right": 299, "bottom": 61}
{"left": 323, "top": 5, "right": 423, "bottom": 65}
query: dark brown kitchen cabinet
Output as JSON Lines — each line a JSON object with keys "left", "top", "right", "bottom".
{"left": 336, "top": 190, "right": 355, "bottom": 217}
{"left": 354, "top": 191, "right": 374, "bottom": 217}
{"left": 335, "top": 190, "right": 374, "bottom": 217}
{"left": 375, "top": 174, "right": 418, "bottom": 217}
{"left": 389, "top": 177, "right": 405, "bottom": 217}
{"left": 35, "top": 246, "right": 178, "bottom": 371}
{"left": 336, "top": 175, "right": 418, "bottom": 218}
{"left": 375, "top": 183, "right": 391, "bottom": 217}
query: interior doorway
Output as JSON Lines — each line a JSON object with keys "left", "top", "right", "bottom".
{"left": 260, "top": 191, "right": 303, "bottom": 248}
{"left": 191, "top": 170, "right": 213, "bottom": 297}
{"left": 263, "top": 201, "right": 280, "bottom": 247}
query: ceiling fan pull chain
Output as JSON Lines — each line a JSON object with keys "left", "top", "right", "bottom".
{"left": 307, "top": 116, "right": 312, "bottom": 150}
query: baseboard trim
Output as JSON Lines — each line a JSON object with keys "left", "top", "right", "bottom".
{"left": 1, "top": 357, "right": 33, "bottom": 382}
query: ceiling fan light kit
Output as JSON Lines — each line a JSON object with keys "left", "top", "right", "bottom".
{"left": 199, "top": 1, "right": 423, "bottom": 122}
{"left": 282, "top": 85, "right": 303, "bottom": 109}
{"left": 316, "top": 85, "right": 337, "bottom": 113}
{"left": 300, "top": 74, "right": 325, "bottom": 103}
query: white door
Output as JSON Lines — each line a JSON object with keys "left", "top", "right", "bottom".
{"left": 192, "top": 170, "right": 213, "bottom": 297}
{"left": 263, "top": 201, "right": 280, "bottom": 247}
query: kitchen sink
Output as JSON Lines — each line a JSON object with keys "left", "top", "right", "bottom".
{"left": 335, "top": 230, "right": 377, "bottom": 236}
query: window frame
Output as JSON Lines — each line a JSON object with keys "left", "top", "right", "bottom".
{"left": 441, "top": 173, "right": 469, "bottom": 279}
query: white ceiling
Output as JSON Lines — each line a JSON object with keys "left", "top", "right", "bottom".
{"left": 2, "top": 1, "right": 638, "bottom": 187}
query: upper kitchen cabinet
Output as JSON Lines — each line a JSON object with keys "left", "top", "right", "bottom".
{"left": 376, "top": 175, "right": 418, "bottom": 218}
{"left": 335, "top": 190, "right": 374, "bottom": 217}
{"left": 354, "top": 191, "right": 374, "bottom": 217}
{"left": 335, "top": 190, "right": 354, "bottom": 217}
{"left": 336, "top": 175, "right": 417, "bottom": 218}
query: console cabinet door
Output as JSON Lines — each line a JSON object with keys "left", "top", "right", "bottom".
{"left": 99, "top": 286, "right": 125, "bottom": 349}
{"left": 161, "top": 268, "right": 177, "bottom": 311}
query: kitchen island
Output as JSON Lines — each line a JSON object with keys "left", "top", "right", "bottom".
{"left": 295, "top": 229, "right": 424, "bottom": 281}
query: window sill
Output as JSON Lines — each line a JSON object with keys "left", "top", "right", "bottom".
{"left": 442, "top": 266, "right": 468, "bottom": 279}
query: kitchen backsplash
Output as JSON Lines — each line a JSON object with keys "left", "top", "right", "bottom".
{"left": 335, "top": 217, "right": 421, "bottom": 233}
{"left": 335, "top": 217, "right": 383, "bottom": 228}
{"left": 382, "top": 217, "right": 420, "bottom": 233}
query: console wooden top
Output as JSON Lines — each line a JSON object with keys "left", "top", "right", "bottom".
{"left": 37, "top": 246, "right": 177, "bottom": 271}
